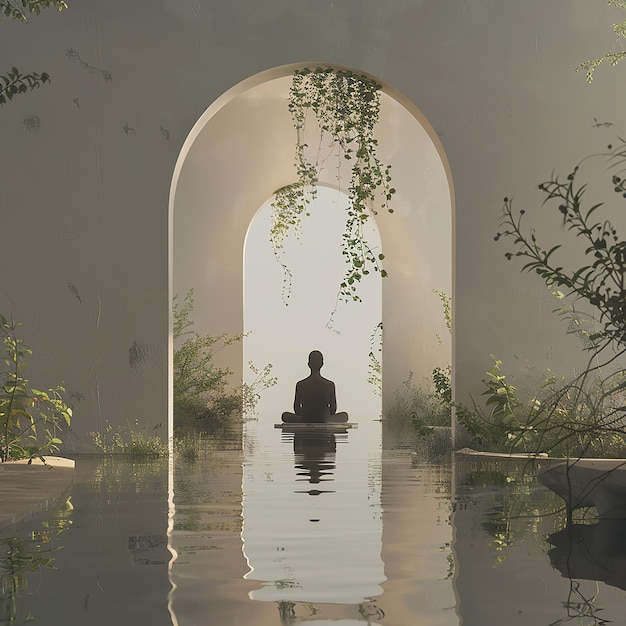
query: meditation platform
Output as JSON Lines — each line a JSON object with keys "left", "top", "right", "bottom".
{"left": 274, "top": 422, "right": 358, "bottom": 430}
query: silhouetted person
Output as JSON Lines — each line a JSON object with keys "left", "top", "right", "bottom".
{"left": 283, "top": 350, "right": 348, "bottom": 424}
{"left": 282, "top": 351, "right": 349, "bottom": 423}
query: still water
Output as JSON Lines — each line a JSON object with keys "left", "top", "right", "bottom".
{"left": 2, "top": 420, "right": 626, "bottom": 625}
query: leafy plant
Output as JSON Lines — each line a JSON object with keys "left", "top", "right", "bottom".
{"left": 432, "top": 365, "right": 452, "bottom": 406}
{"left": 494, "top": 138, "right": 626, "bottom": 453}
{"left": 457, "top": 356, "right": 626, "bottom": 457}
{"left": 271, "top": 67, "right": 394, "bottom": 304}
{"left": 173, "top": 290, "right": 245, "bottom": 427}
{"left": 387, "top": 371, "right": 451, "bottom": 435}
{"left": 0, "top": 0, "right": 67, "bottom": 107}
{"left": 0, "top": 314, "right": 72, "bottom": 462}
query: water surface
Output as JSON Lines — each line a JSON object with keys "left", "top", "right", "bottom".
{"left": 2, "top": 424, "right": 626, "bottom": 625}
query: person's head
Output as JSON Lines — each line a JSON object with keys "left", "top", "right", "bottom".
{"left": 308, "top": 350, "right": 324, "bottom": 372}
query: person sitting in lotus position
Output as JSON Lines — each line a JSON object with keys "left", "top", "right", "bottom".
{"left": 282, "top": 350, "right": 349, "bottom": 423}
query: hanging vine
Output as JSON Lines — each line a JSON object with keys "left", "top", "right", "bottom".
{"left": 271, "top": 67, "right": 395, "bottom": 304}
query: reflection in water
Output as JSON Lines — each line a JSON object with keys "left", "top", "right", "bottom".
{"left": 168, "top": 424, "right": 456, "bottom": 625}
{"left": 242, "top": 419, "right": 385, "bottom": 607}
{"left": 547, "top": 520, "right": 626, "bottom": 592}
{"left": 292, "top": 430, "right": 340, "bottom": 495}
{"left": 546, "top": 520, "right": 626, "bottom": 624}
{"left": 5, "top": 443, "right": 626, "bottom": 624}
{"left": 0, "top": 455, "right": 172, "bottom": 626}
{"left": 0, "top": 497, "right": 72, "bottom": 625}
{"left": 454, "top": 454, "right": 626, "bottom": 626}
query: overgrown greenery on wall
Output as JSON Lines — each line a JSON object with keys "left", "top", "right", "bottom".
{"left": 271, "top": 67, "right": 394, "bottom": 305}
{"left": 0, "top": 314, "right": 72, "bottom": 461}
{"left": 0, "top": 0, "right": 67, "bottom": 106}
{"left": 577, "top": 0, "right": 626, "bottom": 82}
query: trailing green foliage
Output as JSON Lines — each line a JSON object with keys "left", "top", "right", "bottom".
{"left": 576, "top": 0, "right": 626, "bottom": 82}
{"left": 433, "top": 289, "right": 452, "bottom": 334}
{"left": 173, "top": 290, "right": 276, "bottom": 429}
{"left": 0, "top": 314, "right": 72, "bottom": 462}
{"left": 1, "top": 0, "right": 67, "bottom": 107}
{"left": 271, "top": 67, "right": 394, "bottom": 304}
{"left": 367, "top": 321, "right": 383, "bottom": 396}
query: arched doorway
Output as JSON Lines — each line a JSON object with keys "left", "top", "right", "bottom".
{"left": 168, "top": 63, "right": 454, "bottom": 445}
{"left": 244, "top": 185, "right": 383, "bottom": 418}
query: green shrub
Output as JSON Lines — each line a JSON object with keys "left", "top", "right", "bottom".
{"left": 173, "top": 291, "right": 243, "bottom": 428}
{"left": 457, "top": 356, "right": 626, "bottom": 457}
{"left": 173, "top": 290, "right": 276, "bottom": 430}
{"left": 89, "top": 419, "right": 168, "bottom": 458}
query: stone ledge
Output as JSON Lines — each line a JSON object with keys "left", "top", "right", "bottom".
{"left": 0, "top": 456, "right": 75, "bottom": 532}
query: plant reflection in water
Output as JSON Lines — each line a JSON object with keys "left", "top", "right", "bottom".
{"left": 0, "top": 496, "right": 72, "bottom": 625}
{"left": 455, "top": 454, "right": 626, "bottom": 625}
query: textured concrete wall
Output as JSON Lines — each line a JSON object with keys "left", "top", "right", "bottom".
{"left": 1, "top": 1, "right": 624, "bottom": 448}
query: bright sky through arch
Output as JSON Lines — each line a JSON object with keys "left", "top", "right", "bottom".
{"left": 244, "top": 186, "right": 383, "bottom": 419}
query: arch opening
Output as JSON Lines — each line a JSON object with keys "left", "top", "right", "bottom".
{"left": 169, "top": 63, "right": 454, "bottom": 446}
{"left": 244, "top": 185, "right": 383, "bottom": 419}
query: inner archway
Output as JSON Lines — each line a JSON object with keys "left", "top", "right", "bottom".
{"left": 169, "top": 63, "right": 454, "bottom": 445}
{"left": 244, "top": 185, "right": 383, "bottom": 419}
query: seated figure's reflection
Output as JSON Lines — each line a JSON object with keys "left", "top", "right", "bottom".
{"left": 547, "top": 519, "right": 626, "bottom": 591}
{"left": 292, "top": 430, "right": 340, "bottom": 496}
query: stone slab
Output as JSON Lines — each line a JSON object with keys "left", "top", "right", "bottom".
{"left": 0, "top": 456, "right": 75, "bottom": 532}
{"left": 274, "top": 422, "right": 357, "bottom": 429}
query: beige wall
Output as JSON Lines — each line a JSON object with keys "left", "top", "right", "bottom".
{"left": 1, "top": 1, "right": 623, "bottom": 448}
